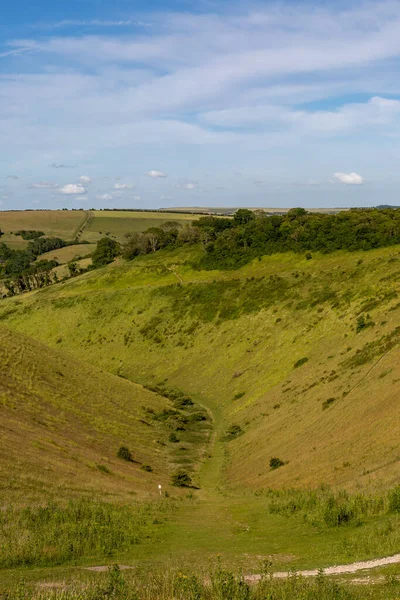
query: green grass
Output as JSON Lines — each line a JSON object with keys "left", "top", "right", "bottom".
{"left": 0, "top": 325, "right": 209, "bottom": 503}
{"left": 4, "top": 242, "right": 400, "bottom": 589}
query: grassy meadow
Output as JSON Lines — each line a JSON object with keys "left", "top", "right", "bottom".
{"left": 3, "top": 213, "right": 400, "bottom": 595}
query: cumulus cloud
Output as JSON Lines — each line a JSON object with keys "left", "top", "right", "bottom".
{"left": 113, "top": 183, "right": 135, "bottom": 189}
{"left": 146, "top": 170, "right": 167, "bottom": 178}
{"left": 79, "top": 175, "right": 92, "bottom": 183}
{"left": 333, "top": 172, "right": 364, "bottom": 185}
{"left": 59, "top": 183, "right": 86, "bottom": 195}
{"left": 30, "top": 181, "right": 57, "bottom": 189}
{"left": 97, "top": 193, "right": 113, "bottom": 200}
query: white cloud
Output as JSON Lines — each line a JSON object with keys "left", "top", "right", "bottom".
{"left": 113, "top": 182, "right": 135, "bottom": 189}
{"left": 145, "top": 170, "right": 167, "bottom": 178}
{"left": 333, "top": 172, "right": 364, "bottom": 185}
{"left": 79, "top": 175, "right": 92, "bottom": 183}
{"left": 97, "top": 193, "right": 113, "bottom": 200}
{"left": 177, "top": 182, "right": 198, "bottom": 190}
{"left": 59, "top": 183, "right": 86, "bottom": 195}
{"left": 75, "top": 195, "right": 88, "bottom": 201}
{"left": 30, "top": 181, "right": 57, "bottom": 189}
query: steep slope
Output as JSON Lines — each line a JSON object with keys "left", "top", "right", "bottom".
{"left": 2, "top": 245, "right": 400, "bottom": 491}
{"left": 0, "top": 325, "right": 209, "bottom": 502}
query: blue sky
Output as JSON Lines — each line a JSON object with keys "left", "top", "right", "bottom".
{"left": 2, "top": 0, "right": 400, "bottom": 210}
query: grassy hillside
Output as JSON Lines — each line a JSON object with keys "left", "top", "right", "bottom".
{"left": 0, "top": 324, "right": 210, "bottom": 503}
{"left": 2, "top": 244, "right": 400, "bottom": 492}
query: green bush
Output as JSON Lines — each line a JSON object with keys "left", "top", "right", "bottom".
{"left": 141, "top": 464, "right": 153, "bottom": 472}
{"left": 269, "top": 457, "right": 285, "bottom": 470}
{"left": 225, "top": 424, "right": 243, "bottom": 440}
{"left": 171, "top": 469, "right": 193, "bottom": 487}
{"left": 169, "top": 432, "right": 180, "bottom": 443}
{"left": 294, "top": 357, "right": 308, "bottom": 368}
{"left": 117, "top": 446, "right": 133, "bottom": 461}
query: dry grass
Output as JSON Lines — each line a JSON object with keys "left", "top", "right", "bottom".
{"left": 0, "top": 325, "right": 178, "bottom": 503}
{"left": 0, "top": 210, "right": 88, "bottom": 240}
{"left": 39, "top": 244, "right": 96, "bottom": 264}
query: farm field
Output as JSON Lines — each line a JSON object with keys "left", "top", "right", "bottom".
{"left": 39, "top": 243, "right": 96, "bottom": 264}
{"left": 80, "top": 210, "right": 200, "bottom": 243}
{"left": 0, "top": 210, "right": 88, "bottom": 245}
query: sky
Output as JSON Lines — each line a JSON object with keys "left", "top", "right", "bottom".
{"left": 2, "top": 0, "right": 400, "bottom": 210}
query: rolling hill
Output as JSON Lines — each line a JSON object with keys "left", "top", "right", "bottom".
{"left": 2, "top": 243, "right": 400, "bottom": 492}
{"left": 0, "top": 324, "right": 210, "bottom": 503}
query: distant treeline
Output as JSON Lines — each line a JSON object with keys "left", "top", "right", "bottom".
{"left": 121, "top": 207, "right": 400, "bottom": 269}
{"left": 0, "top": 236, "right": 90, "bottom": 295}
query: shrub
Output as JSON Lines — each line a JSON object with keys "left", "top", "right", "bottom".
{"left": 305, "top": 252, "right": 312, "bottom": 260}
{"left": 140, "top": 465, "right": 153, "bottom": 472}
{"left": 269, "top": 457, "right": 285, "bottom": 470}
{"left": 322, "top": 397, "right": 336, "bottom": 410}
{"left": 96, "top": 464, "right": 111, "bottom": 474}
{"left": 356, "top": 314, "right": 375, "bottom": 333}
{"left": 171, "top": 469, "right": 192, "bottom": 487}
{"left": 169, "top": 432, "right": 179, "bottom": 443}
{"left": 225, "top": 424, "right": 243, "bottom": 440}
{"left": 294, "top": 357, "right": 308, "bottom": 368}
{"left": 117, "top": 446, "right": 133, "bottom": 462}
{"left": 389, "top": 486, "right": 400, "bottom": 512}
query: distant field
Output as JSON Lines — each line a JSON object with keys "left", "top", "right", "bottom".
{"left": 0, "top": 210, "right": 88, "bottom": 242}
{"left": 162, "top": 206, "right": 350, "bottom": 215}
{"left": 40, "top": 243, "right": 96, "bottom": 264}
{"left": 81, "top": 210, "right": 199, "bottom": 243}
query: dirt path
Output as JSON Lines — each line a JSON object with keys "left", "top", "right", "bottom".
{"left": 246, "top": 553, "right": 400, "bottom": 581}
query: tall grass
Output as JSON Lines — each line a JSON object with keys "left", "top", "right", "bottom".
{"left": 0, "top": 499, "right": 175, "bottom": 568}
{"left": 0, "top": 565, "right": 363, "bottom": 600}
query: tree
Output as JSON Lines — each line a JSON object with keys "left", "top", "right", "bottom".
{"left": 92, "top": 237, "right": 121, "bottom": 267}
{"left": 233, "top": 209, "right": 256, "bottom": 226}
{"left": 171, "top": 469, "right": 192, "bottom": 487}
{"left": 117, "top": 446, "right": 133, "bottom": 462}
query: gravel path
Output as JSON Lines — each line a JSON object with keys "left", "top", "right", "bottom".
{"left": 246, "top": 554, "right": 400, "bottom": 581}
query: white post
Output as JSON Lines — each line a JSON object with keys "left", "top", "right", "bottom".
{"left": 158, "top": 484, "right": 162, "bottom": 496}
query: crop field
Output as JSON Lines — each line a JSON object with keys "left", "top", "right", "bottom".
{"left": 80, "top": 210, "right": 200, "bottom": 243}
{"left": 0, "top": 210, "right": 88, "bottom": 245}
{"left": 39, "top": 243, "right": 96, "bottom": 264}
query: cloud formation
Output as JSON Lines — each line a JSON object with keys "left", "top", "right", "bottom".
{"left": 59, "top": 183, "right": 86, "bottom": 195}
{"left": 97, "top": 193, "right": 113, "bottom": 200}
{"left": 333, "top": 172, "right": 364, "bottom": 185}
{"left": 79, "top": 175, "right": 92, "bottom": 183}
{"left": 114, "top": 183, "right": 135, "bottom": 189}
{"left": 145, "top": 170, "right": 167, "bottom": 178}
{"left": 30, "top": 181, "right": 57, "bottom": 189}
{"left": 4, "top": 1, "right": 400, "bottom": 207}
